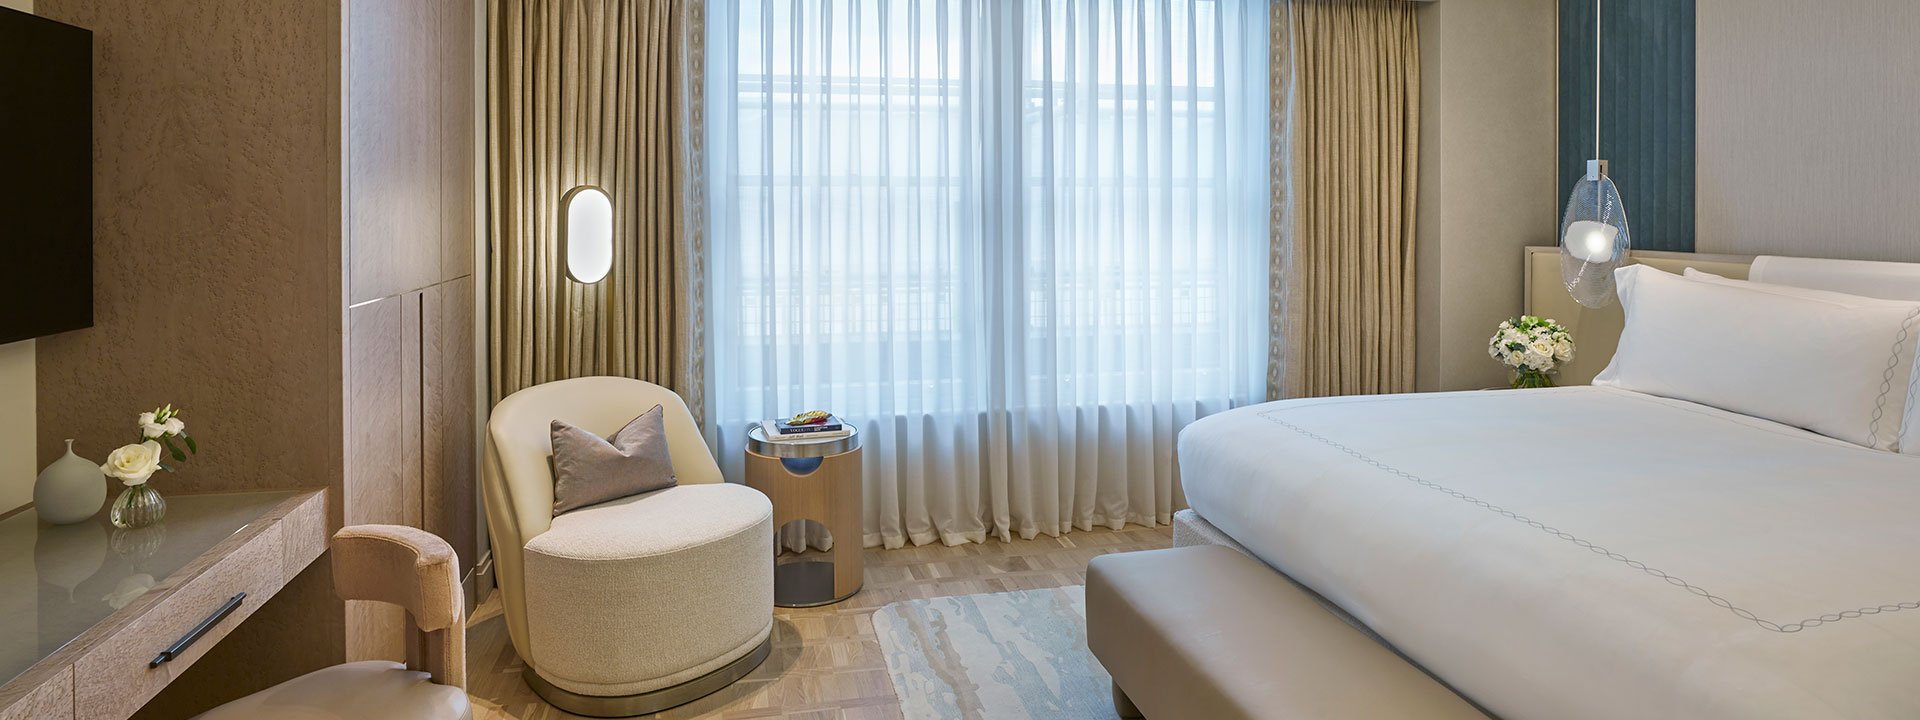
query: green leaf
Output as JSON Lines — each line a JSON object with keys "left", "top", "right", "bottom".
{"left": 184, "top": 434, "right": 198, "bottom": 454}
{"left": 163, "top": 436, "right": 186, "bottom": 462}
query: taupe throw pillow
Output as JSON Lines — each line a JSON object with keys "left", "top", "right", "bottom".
{"left": 549, "top": 404, "right": 677, "bottom": 515}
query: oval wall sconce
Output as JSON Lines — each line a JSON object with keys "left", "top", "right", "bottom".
{"left": 562, "top": 185, "right": 614, "bottom": 284}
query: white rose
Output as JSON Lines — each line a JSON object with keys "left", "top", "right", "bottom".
{"left": 139, "top": 412, "right": 166, "bottom": 439}
{"left": 162, "top": 417, "right": 185, "bottom": 436}
{"left": 101, "top": 441, "right": 164, "bottom": 486}
{"left": 1529, "top": 341, "right": 1554, "bottom": 357}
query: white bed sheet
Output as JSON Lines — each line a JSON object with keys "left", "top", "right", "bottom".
{"left": 1180, "top": 386, "right": 1920, "bottom": 720}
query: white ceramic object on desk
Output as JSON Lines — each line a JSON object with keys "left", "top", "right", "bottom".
{"left": 35, "top": 439, "right": 107, "bottom": 525}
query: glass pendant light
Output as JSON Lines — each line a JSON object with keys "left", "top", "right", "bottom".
{"left": 1560, "top": 0, "right": 1631, "bottom": 309}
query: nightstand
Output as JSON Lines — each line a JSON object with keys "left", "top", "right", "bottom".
{"left": 744, "top": 424, "right": 864, "bottom": 607}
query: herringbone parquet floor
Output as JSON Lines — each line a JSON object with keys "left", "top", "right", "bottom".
{"left": 465, "top": 523, "right": 1173, "bottom": 720}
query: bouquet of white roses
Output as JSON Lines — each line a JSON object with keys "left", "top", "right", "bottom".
{"left": 101, "top": 404, "right": 199, "bottom": 486}
{"left": 1488, "top": 316, "right": 1573, "bottom": 388}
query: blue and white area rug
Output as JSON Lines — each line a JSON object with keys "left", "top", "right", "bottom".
{"left": 873, "top": 586, "right": 1122, "bottom": 720}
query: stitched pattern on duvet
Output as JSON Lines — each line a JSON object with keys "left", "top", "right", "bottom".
{"left": 1908, "top": 352, "right": 1920, "bottom": 454}
{"left": 1869, "top": 306, "right": 1920, "bottom": 448}
{"left": 1258, "top": 409, "right": 1920, "bottom": 634}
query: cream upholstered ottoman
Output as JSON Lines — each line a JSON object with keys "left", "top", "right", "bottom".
{"left": 520, "top": 483, "right": 774, "bottom": 715}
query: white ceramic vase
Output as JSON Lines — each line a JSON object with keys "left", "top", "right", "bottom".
{"left": 34, "top": 439, "right": 107, "bottom": 525}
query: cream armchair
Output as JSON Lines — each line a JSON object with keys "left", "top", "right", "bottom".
{"left": 483, "top": 377, "right": 773, "bottom": 717}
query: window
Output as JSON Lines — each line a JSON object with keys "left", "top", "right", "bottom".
{"left": 707, "top": 0, "right": 1270, "bottom": 547}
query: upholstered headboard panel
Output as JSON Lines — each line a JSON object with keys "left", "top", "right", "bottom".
{"left": 1523, "top": 247, "right": 1755, "bottom": 385}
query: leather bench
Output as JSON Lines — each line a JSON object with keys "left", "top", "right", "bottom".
{"left": 1086, "top": 545, "right": 1488, "bottom": 719}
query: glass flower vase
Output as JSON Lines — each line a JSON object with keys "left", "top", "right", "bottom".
{"left": 110, "top": 484, "right": 167, "bottom": 529}
{"left": 1510, "top": 369, "right": 1555, "bottom": 389}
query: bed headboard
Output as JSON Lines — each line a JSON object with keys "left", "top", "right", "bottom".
{"left": 1523, "top": 247, "right": 1754, "bottom": 385}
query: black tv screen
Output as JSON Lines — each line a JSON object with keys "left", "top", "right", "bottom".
{"left": 0, "top": 8, "right": 91, "bottom": 345}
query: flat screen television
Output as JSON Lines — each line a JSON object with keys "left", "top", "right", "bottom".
{"left": 0, "top": 8, "right": 91, "bottom": 345}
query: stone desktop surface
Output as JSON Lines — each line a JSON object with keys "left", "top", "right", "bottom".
{"left": 0, "top": 490, "right": 302, "bottom": 688}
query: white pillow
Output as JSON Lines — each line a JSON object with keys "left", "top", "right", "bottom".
{"left": 1595, "top": 265, "right": 1920, "bottom": 451}
{"left": 1683, "top": 268, "right": 1920, "bottom": 455}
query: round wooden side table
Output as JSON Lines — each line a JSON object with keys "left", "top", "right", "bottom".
{"left": 745, "top": 424, "right": 863, "bottom": 607}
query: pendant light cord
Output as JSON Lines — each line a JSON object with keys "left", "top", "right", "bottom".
{"left": 1594, "top": 0, "right": 1602, "bottom": 159}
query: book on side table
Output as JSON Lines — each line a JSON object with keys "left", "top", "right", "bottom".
{"left": 761, "top": 413, "right": 851, "bottom": 441}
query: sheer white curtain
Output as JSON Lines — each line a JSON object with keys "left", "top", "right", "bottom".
{"left": 706, "top": 0, "right": 1270, "bottom": 549}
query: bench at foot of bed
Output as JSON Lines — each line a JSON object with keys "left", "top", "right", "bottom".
{"left": 1087, "top": 545, "right": 1488, "bottom": 720}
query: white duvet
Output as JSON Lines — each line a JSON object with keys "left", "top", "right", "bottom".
{"left": 1180, "top": 386, "right": 1920, "bottom": 720}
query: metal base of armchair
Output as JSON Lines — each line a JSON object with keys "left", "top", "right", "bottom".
{"left": 521, "top": 637, "right": 772, "bottom": 718}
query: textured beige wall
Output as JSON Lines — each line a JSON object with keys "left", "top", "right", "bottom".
{"left": 1, "top": 0, "right": 33, "bottom": 513}
{"left": 1413, "top": 0, "right": 1560, "bottom": 392}
{"left": 33, "top": 0, "right": 344, "bottom": 497}
{"left": 1696, "top": 0, "right": 1920, "bottom": 262}
{"left": 0, "top": 340, "right": 31, "bottom": 512}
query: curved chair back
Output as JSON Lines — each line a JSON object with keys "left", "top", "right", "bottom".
{"left": 481, "top": 376, "right": 721, "bottom": 659}
{"left": 331, "top": 524, "right": 466, "bottom": 689}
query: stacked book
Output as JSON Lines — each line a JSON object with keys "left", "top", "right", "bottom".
{"left": 760, "top": 414, "right": 851, "bottom": 441}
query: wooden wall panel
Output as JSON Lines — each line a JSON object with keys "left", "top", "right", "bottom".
{"left": 348, "top": 0, "right": 443, "bottom": 304}
{"left": 440, "top": 0, "right": 477, "bottom": 285}
{"left": 345, "top": 0, "right": 476, "bottom": 658}
{"left": 422, "top": 277, "right": 477, "bottom": 578}
{"left": 344, "top": 294, "right": 421, "bottom": 662}
{"left": 346, "top": 296, "right": 422, "bottom": 529}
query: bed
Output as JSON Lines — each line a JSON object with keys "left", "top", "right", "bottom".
{"left": 1176, "top": 253, "right": 1920, "bottom": 719}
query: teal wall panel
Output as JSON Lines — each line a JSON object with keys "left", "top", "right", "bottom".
{"left": 1559, "top": 0, "right": 1694, "bottom": 252}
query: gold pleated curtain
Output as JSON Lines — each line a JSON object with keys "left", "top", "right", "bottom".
{"left": 488, "top": 0, "right": 706, "bottom": 414}
{"left": 1269, "top": 0, "right": 1420, "bottom": 399}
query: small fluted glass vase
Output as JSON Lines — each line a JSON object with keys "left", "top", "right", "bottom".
{"left": 1510, "top": 368, "right": 1556, "bottom": 389}
{"left": 109, "top": 484, "right": 167, "bottom": 529}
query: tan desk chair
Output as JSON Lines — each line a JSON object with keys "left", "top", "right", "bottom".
{"left": 194, "top": 525, "right": 471, "bottom": 720}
